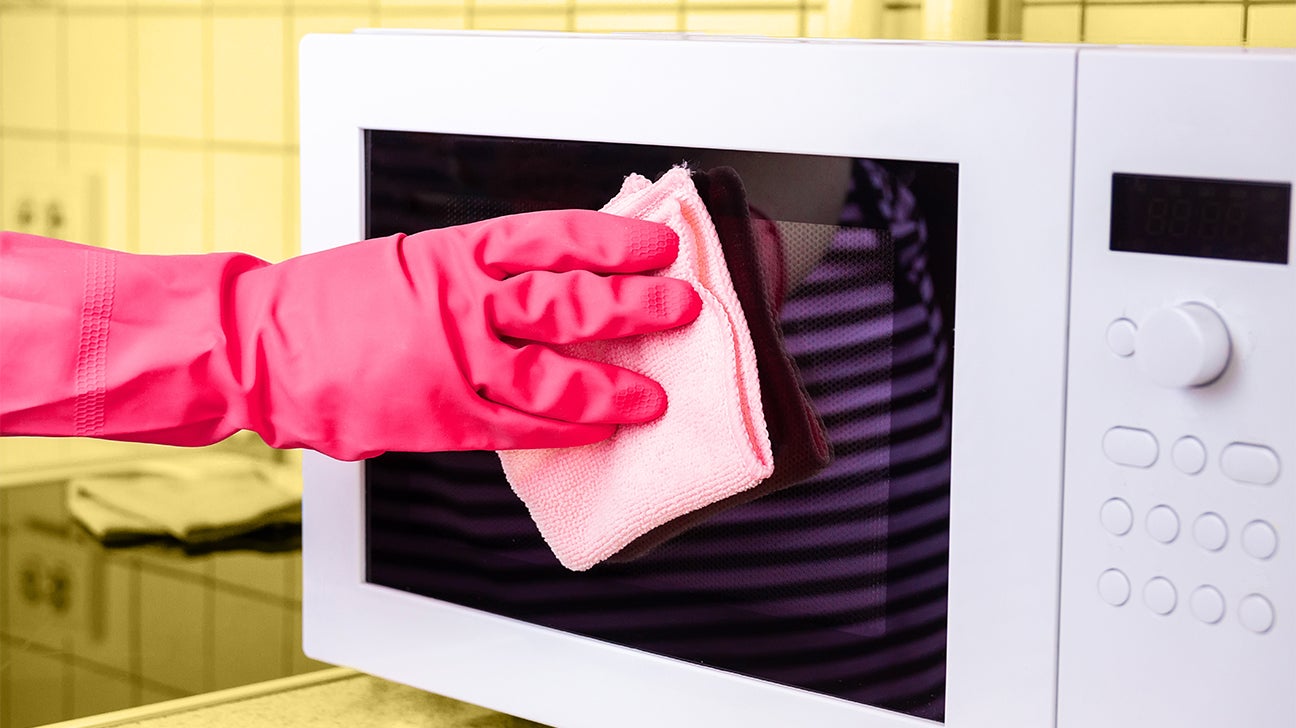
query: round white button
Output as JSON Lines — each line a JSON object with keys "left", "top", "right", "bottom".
{"left": 1098, "top": 569, "right": 1131, "bottom": 606}
{"left": 1100, "top": 498, "right": 1134, "bottom": 536}
{"left": 1239, "top": 594, "right": 1275, "bottom": 633}
{"left": 1191, "top": 585, "right": 1226, "bottom": 624}
{"left": 1172, "top": 436, "right": 1208, "bottom": 475}
{"left": 1144, "top": 577, "right": 1177, "bottom": 615}
{"left": 1192, "top": 512, "right": 1228, "bottom": 551}
{"left": 1136, "top": 302, "right": 1231, "bottom": 388}
{"left": 1242, "top": 520, "right": 1278, "bottom": 560}
{"left": 1146, "top": 505, "right": 1180, "bottom": 544}
{"left": 1106, "top": 318, "right": 1137, "bottom": 357}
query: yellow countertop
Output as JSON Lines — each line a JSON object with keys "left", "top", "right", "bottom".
{"left": 40, "top": 668, "right": 548, "bottom": 728}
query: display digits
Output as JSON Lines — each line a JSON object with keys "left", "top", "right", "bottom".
{"left": 1112, "top": 173, "right": 1290, "bottom": 265}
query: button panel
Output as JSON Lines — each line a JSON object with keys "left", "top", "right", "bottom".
{"left": 1059, "top": 49, "right": 1296, "bottom": 728}
{"left": 1088, "top": 426, "right": 1283, "bottom": 639}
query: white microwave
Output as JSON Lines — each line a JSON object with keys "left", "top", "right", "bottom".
{"left": 298, "top": 32, "right": 1295, "bottom": 728}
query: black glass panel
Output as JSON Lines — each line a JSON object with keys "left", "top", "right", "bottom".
{"left": 364, "top": 130, "right": 957, "bottom": 721}
{"left": 1111, "top": 173, "right": 1291, "bottom": 264}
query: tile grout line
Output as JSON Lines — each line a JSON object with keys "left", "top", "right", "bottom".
{"left": 128, "top": 1, "right": 141, "bottom": 253}
{"left": 203, "top": 0, "right": 215, "bottom": 254}
{"left": 63, "top": 633, "right": 76, "bottom": 722}
{"left": 1021, "top": 0, "right": 1291, "bottom": 7}
{"left": 128, "top": 558, "right": 143, "bottom": 708}
{"left": 203, "top": 561, "right": 216, "bottom": 693}
{"left": 284, "top": 0, "right": 295, "bottom": 261}
{"left": 58, "top": 1, "right": 70, "bottom": 170}
{"left": 281, "top": 560, "right": 296, "bottom": 676}
{"left": 0, "top": 509, "right": 8, "bottom": 727}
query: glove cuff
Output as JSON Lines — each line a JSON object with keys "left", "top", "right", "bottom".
{"left": 0, "top": 232, "right": 269, "bottom": 447}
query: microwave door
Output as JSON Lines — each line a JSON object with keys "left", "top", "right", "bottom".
{"left": 363, "top": 131, "right": 959, "bottom": 721}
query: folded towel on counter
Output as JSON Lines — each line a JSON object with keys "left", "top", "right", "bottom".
{"left": 67, "top": 453, "right": 301, "bottom": 544}
{"left": 609, "top": 167, "right": 831, "bottom": 562}
{"left": 498, "top": 166, "right": 774, "bottom": 571}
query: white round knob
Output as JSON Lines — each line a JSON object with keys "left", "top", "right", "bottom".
{"left": 1136, "top": 303, "right": 1231, "bottom": 387}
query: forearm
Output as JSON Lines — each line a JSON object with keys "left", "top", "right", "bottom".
{"left": 1, "top": 210, "right": 698, "bottom": 460}
{"left": 0, "top": 231, "right": 267, "bottom": 445}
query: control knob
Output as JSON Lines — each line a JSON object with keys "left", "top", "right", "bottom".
{"left": 1135, "top": 302, "right": 1231, "bottom": 388}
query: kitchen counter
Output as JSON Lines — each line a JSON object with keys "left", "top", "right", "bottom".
{"left": 39, "top": 668, "right": 547, "bottom": 728}
{"left": 2, "top": 445, "right": 546, "bottom": 728}
{"left": 0, "top": 443, "right": 322, "bottom": 727}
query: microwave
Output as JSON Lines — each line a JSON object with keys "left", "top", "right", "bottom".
{"left": 298, "top": 31, "right": 1295, "bottom": 728}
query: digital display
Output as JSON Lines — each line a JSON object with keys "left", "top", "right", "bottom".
{"left": 1110, "top": 173, "right": 1291, "bottom": 264}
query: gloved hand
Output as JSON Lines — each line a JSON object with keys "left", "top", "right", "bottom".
{"left": 0, "top": 211, "right": 701, "bottom": 460}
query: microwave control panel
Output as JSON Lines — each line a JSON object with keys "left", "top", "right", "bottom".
{"left": 1059, "top": 49, "right": 1296, "bottom": 728}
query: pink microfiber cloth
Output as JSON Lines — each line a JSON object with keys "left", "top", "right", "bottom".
{"left": 498, "top": 166, "right": 774, "bottom": 571}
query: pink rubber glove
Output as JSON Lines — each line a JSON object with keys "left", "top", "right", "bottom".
{"left": 0, "top": 211, "right": 701, "bottom": 460}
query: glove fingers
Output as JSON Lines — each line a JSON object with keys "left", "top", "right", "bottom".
{"left": 477, "top": 210, "right": 679, "bottom": 277}
{"left": 492, "top": 271, "right": 701, "bottom": 345}
{"left": 478, "top": 344, "right": 669, "bottom": 426}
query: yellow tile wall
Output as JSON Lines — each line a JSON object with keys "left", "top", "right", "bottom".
{"left": 1020, "top": 0, "right": 1295, "bottom": 43}
{"left": 0, "top": 0, "right": 849, "bottom": 477}
{"left": 0, "top": 0, "right": 1285, "bottom": 299}
{"left": 1249, "top": 3, "right": 1296, "bottom": 46}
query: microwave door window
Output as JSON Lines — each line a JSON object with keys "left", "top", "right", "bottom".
{"left": 364, "top": 132, "right": 957, "bottom": 722}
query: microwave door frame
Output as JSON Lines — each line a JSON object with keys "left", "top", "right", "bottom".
{"left": 300, "top": 32, "right": 1078, "bottom": 728}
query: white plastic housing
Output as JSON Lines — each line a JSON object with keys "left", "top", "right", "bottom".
{"left": 1060, "top": 48, "right": 1296, "bottom": 728}
{"left": 299, "top": 32, "right": 1078, "bottom": 728}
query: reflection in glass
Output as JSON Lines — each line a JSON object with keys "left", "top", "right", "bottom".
{"left": 364, "top": 132, "right": 956, "bottom": 721}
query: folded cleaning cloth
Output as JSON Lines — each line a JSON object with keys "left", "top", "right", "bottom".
{"left": 498, "top": 166, "right": 774, "bottom": 571}
{"left": 609, "top": 167, "right": 831, "bottom": 562}
{"left": 67, "top": 453, "right": 301, "bottom": 544}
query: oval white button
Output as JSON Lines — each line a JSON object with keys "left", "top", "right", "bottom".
{"left": 1107, "top": 318, "right": 1137, "bottom": 357}
{"left": 1100, "top": 498, "right": 1134, "bottom": 536}
{"left": 1242, "top": 520, "right": 1278, "bottom": 560}
{"left": 1191, "top": 586, "right": 1226, "bottom": 624}
{"left": 1239, "top": 594, "right": 1275, "bottom": 634}
{"left": 1099, "top": 569, "right": 1131, "bottom": 606}
{"left": 1221, "top": 443, "right": 1281, "bottom": 485}
{"left": 1103, "top": 427, "right": 1159, "bottom": 468}
{"left": 1144, "top": 577, "right": 1177, "bottom": 615}
{"left": 1146, "top": 505, "right": 1180, "bottom": 544}
{"left": 1172, "top": 436, "right": 1207, "bottom": 475}
{"left": 1192, "top": 512, "right": 1228, "bottom": 551}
